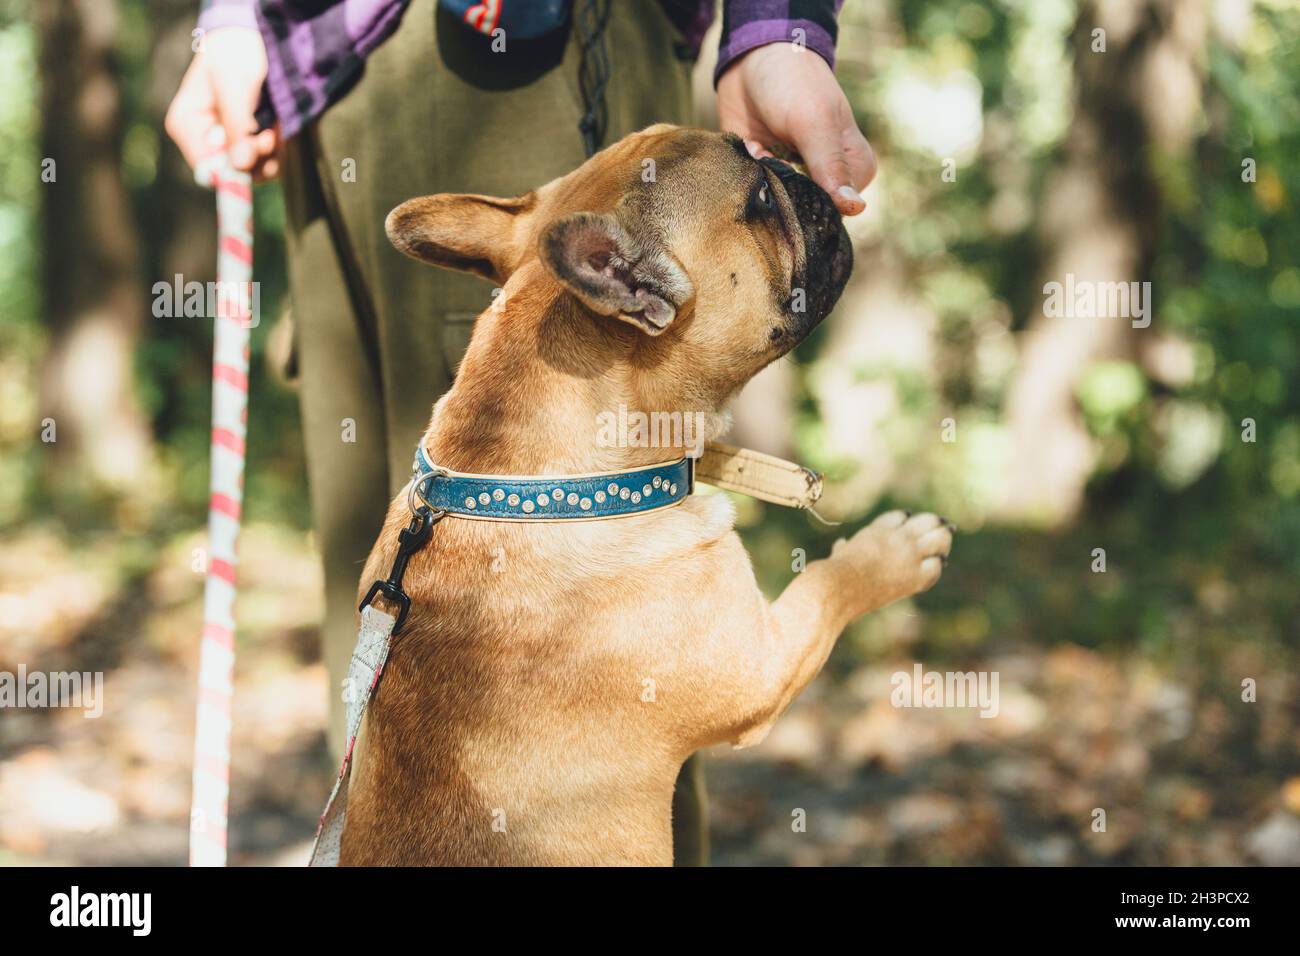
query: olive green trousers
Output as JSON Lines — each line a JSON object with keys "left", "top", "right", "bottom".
{"left": 279, "top": 0, "right": 706, "bottom": 864}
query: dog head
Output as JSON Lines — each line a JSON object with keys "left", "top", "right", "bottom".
{"left": 386, "top": 124, "right": 853, "bottom": 401}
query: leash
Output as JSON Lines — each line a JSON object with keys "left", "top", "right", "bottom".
{"left": 188, "top": 128, "right": 254, "bottom": 868}
{"left": 308, "top": 438, "right": 822, "bottom": 865}
{"left": 695, "top": 443, "right": 824, "bottom": 511}
{"left": 575, "top": 0, "right": 610, "bottom": 156}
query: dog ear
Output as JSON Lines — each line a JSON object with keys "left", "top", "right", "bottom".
{"left": 539, "top": 212, "right": 693, "bottom": 336}
{"left": 385, "top": 192, "right": 534, "bottom": 283}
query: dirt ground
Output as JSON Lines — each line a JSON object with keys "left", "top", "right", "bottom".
{"left": 2, "top": 522, "right": 1297, "bottom": 867}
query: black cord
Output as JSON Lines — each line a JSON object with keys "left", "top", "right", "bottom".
{"left": 575, "top": 0, "right": 611, "bottom": 157}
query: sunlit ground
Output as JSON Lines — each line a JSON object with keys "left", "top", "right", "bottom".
{"left": 2, "top": 515, "right": 1295, "bottom": 866}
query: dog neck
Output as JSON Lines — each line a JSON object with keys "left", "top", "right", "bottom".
{"left": 423, "top": 262, "right": 728, "bottom": 476}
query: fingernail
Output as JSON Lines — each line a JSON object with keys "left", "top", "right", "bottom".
{"left": 837, "top": 185, "right": 864, "bottom": 206}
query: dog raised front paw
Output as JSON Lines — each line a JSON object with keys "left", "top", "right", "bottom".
{"left": 830, "top": 510, "right": 954, "bottom": 614}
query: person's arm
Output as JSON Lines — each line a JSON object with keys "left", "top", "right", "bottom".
{"left": 715, "top": 0, "right": 875, "bottom": 216}
{"left": 165, "top": 0, "right": 280, "bottom": 179}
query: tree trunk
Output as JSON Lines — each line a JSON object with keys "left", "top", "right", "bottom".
{"left": 996, "top": 0, "right": 1206, "bottom": 525}
{"left": 35, "top": 0, "right": 152, "bottom": 495}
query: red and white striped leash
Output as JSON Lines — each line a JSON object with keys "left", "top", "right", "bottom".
{"left": 189, "top": 128, "right": 254, "bottom": 867}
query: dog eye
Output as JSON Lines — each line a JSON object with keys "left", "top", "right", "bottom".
{"left": 746, "top": 179, "right": 775, "bottom": 220}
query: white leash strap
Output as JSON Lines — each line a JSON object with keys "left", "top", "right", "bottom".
{"left": 696, "top": 442, "right": 824, "bottom": 509}
{"left": 308, "top": 605, "right": 397, "bottom": 866}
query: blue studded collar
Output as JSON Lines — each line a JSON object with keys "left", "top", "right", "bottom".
{"left": 412, "top": 443, "right": 695, "bottom": 521}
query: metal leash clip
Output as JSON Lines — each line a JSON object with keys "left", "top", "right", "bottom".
{"left": 358, "top": 505, "right": 442, "bottom": 635}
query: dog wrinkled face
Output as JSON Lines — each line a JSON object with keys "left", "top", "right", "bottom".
{"left": 385, "top": 125, "right": 853, "bottom": 394}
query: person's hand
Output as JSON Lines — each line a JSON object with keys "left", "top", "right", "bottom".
{"left": 717, "top": 43, "right": 875, "bottom": 216}
{"left": 165, "top": 28, "right": 280, "bottom": 180}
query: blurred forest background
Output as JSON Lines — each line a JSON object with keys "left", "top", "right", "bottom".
{"left": 1, "top": 0, "right": 1298, "bottom": 866}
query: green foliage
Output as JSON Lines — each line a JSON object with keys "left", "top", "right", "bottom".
{"left": 0, "top": 0, "right": 1295, "bottom": 672}
{"left": 755, "top": 0, "right": 1300, "bottom": 673}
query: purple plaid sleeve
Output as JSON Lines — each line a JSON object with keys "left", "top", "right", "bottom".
{"left": 196, "top": 0, "right": 259, "bottom": 32}
{"left": 254, "top": 0, "right": 409, "bottom": 139}
{"left": 220, "top": 0, "right": 841, "bottom": 140}
{"left": 715, "top": 0, "right": 844, "bottom": 84}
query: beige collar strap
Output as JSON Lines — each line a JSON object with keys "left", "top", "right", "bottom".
{"left": 695, "top": 441, "right": 824, "bottom": 510}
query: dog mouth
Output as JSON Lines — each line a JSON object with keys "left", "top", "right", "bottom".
{"left": 759, "top": 158, "right": 854, "bottom": 335}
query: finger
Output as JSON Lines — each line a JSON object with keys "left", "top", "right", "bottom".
{"left": 252, "top": 155, "right": 280, "bottom": 182}
{"left": 793, "top": 101, "right": 866, "bottom": 215}
{"left": 253, "top": 127, "right": 277, "bottom": 153}
{"left": 233, "top": 129, "right": 273, "bottom": 170}
{"left": 717, "top": 89, "right": 780, "bottom": 161}
{"left": 248, "top": 125, "right": 281, "bottom": 181}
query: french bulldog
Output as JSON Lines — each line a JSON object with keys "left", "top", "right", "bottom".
{"left": 339, "top": 125, "right": 952, "bottom": 865}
